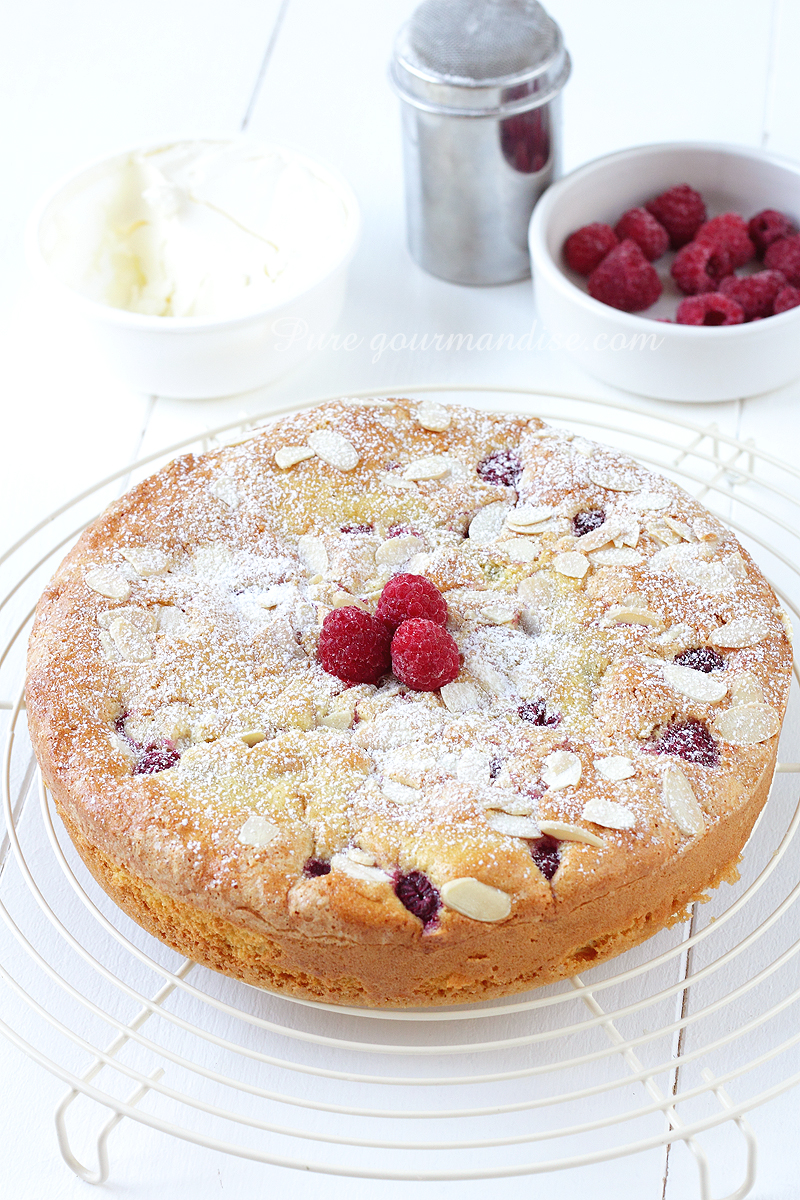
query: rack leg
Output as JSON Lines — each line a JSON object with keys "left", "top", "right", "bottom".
{"left": 570, "top": 975, "right": 758, "bottom": 1200}
{"left": 53, "top": 958, "right": 194, "bottom": 1184}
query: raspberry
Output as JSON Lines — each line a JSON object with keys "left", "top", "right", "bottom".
{"left": 518, "top": 698, "right": 560, "bottom": 726}
{"left": 133, "top": 741, "right": 180, "bottom": 775}
{"left": 749, "top": 209, "right": 797, "bottom": 257}
{"left": 648, "top": 720, "right": 719, "bottom": 766}
{"left": 303, "top": 858, "right": 331, "bottom": 877}
{"left": 673, "top": 647, "right": 725, "bottom": 672}
{"left": 477, "top": 449, "right": 522, "bottom": 487}
{"left": 530, "top": 835, "right": 560, "bottom": 881}
{"left": 340, "top": 523, "right": 373, "bottom": 534}
{"left": 587, "top": 239, "right": 662, "bottom": 312}
{"left": 572, "top": 509, "right": 605, "bottom": 537}
{"left": 614, "top": 207, "right": 669, "bottom": 261}
{"left": 671, "top": 241, "right": 732, "bottom": 295}
{"left": 774, "top": 284, "right": 800, "bottom": 314}
{"left": 718, "top": 270, "right": 786, "bottom": 320}
{"left": 394, "top": 871, "right": 441, "bottom": 925}
{"left": 390, "top": 618, "right": 460, "bottom": 691}
{"left": 765, "top": 233, "right": 800, "bottom": 286}
{"left": 645, "top": 184, "right": 706, "bottom": 249}
{"left": 695, "top": 213, "right": 755, "bottom": 269}
{"left": 675, "top": 294, "right": 745, "bottom": 326}
{"left": 375, "top": 574, "right": 447, "bottom": 630}
{"left": 563, "top": 223, "right": 618, "bottom": 275}
{"left": 318, "top": 607, "right": 392, "bottom": 684}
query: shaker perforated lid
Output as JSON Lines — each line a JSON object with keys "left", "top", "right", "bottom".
{"left": 391, "top": 0, "right": 570, "bottom": 116}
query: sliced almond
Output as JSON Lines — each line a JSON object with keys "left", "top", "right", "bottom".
{"left": 666, "top": 553, "right": 737, "bottom": 594}
{"left": 480, "top": 602, "right": 519, "bottom": 624}
{"left": 589, "top": 466, "right": 641, "bottom": 492}
{"left": 486, "top": 812, "right": 541, "bottom": 838}
{"left": 646, "top": 519, "right": 682, "bottom": 547}
{"left": 537, "top": 820, "right": 605, "bottom": 848}
{"left": 307, "top": 429, "right": 359, "bottom": 471}
{"left": 662, "top": 515, "right": 696, "bottom": 542}
{"left": 440, "top": 877, "right": 511, "bottom": 922}
{"left": 331, "top": 853, "right": 389, "bottom": 884}
{"left": 468, "top": 501, "right": 510, "bottom": 545}
{"left": 612, "top": 516, "right": 641, "bottom": 549}
{"left": 98, "top": 630, "right": 118, "bottom": 662}
{"left": 595, "top": 755, "right": 636, "bottom": 781}
{"left": 345, "top": 848, "right": 377, "bottom": 866}
{"left": 85, "top": 567, "right": 131, "bottom": 601}
{"left": 780, "top": 606, "right": 794, "bottom": 641}
{"left": 726, "top": 551, "right": 748, "bottom": 580}
{"left": 481, "top": 791, "right": 535, "bottom": 817}
{"left": 600, "top": 604, "right": 662, "bottom": 628}
{"left": 506, "top": 516, "right": 563, "bottom": 535}
{"left": 662, "top": 765, "right": 705, "bottom": 837}
{"left": 693, "top": 518, "right": 722, "bottom": 542}
{"left": 376, "top": 535, "right": 423, "bottom": 566}
{"left": 381, "top": 779, "right": 421, "bottom": 804}
{"left": 581, "top": 798, "right": 636, "bottom": 830}
{"left": 403, "top": 455, "right": 451, "bottom": 482}
{"left": 378, "top": 470, "right": 417, "bottom": 492}
{"left": 507, "top": 504, "right": 558, "bottom": 528}
{"left": 107, "top": 617, "right": 153, "bottom": 662}
{"left": 709, "top": 616, "right": 771, "bottom": 648}
{"left": 331, "top": 591, "right": 369, "bottom": 611}
{"left": 552, "top": 551, "right": 590, "bottom": 579}
{"left": 416, "top": 401, "right": 451, "bottom": 431}
{"left": 157, "top": 606, "right": 191, "bottom": 638}
{"left": 662, "top": 662, "right": 727, "bottom": 704}
{"left": 589, "top": 547, "right": 644, "bottom": 567}
{"left": 730, "top": 671, "right": 764, "bottom": 706}
{"left": 440, "top": 681, "right": 482, "bottom": 713}
{"left": 238, "top": 814, "right": 281, "bottom": 847}
{"left": 240, "top": 729, "right": 266, "bottom": 747}
{"left": 120, "top": 547, "right": 171, "bottom": 577}
{"left": 98, "top": 606, "right": 157, "bottom": 633}
{"left": 541, "top": 750, "right": 582, "bottom": 791}
{"left": 575, "top": 520, "right": 622, "bottom": 552}
{"left": 456, "top": 748, "right": 492, "bottom": 785}
{"left": 209, "top": 475, "right": 241, "bottom": 508}
{"left": 298, "top": 534, "right": 329, "bottom": 575}
{"left": 656, "top": 622, "right": 694, "bottom": 648}
{"left": 713, "top": 702, "right": 781, "bottom": 745}
{"left": 496, "top": 538, "right": 540, "bottom": 563}
{"left": 275, "top": 445, "right": 316, "bottom": 469}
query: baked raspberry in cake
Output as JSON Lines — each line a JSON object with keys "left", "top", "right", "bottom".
{"left": 25, "top": 399, "right": 792, "bottom": 1006}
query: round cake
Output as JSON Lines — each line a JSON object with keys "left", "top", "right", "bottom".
{"left": 25, "top": 398, "right": 792, "bottom": 1007}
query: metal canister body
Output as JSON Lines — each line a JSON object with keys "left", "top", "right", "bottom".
{"left": 391, "top": 1, "right": 570, "bottom": 285}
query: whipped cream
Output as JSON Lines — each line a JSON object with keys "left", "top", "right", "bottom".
{"left": 42, "top": 141, "right": 352, "bottom": 318}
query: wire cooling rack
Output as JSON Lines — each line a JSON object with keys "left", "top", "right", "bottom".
{"left": 2, "top": 386, "right": 800, "bottom": 1200}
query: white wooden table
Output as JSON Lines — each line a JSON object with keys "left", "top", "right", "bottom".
{"left": 2, "top": 2, "right": 800, "bottom": 1196}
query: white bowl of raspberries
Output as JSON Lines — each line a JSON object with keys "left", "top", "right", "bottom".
{"left": 529, "top": 142, "right": 800, "bottom": 402}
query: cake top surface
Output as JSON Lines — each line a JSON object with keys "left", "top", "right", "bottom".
{"left": 25, "top": 398, "right": 792, "bottom": 935}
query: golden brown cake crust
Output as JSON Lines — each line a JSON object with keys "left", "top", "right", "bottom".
{"left": 26, "top": 399, "right": 792, "bottom": 1006}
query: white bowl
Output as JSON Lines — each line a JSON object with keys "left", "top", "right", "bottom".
{"left": 27, "top": 141, "right": 361, "bottom": 400}
{"left": 529, "top": 142, "right": 800, "bottom": 403}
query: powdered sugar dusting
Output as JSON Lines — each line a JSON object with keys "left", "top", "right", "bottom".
{"left": 30, "top": 397, "right": 791, "bottom": 927}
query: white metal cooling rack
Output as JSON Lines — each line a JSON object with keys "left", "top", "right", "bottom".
{"left": 2, "top": 386, "right": 800, "bottom": 1200}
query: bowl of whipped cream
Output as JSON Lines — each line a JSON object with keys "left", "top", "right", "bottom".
{"left": 28, "top": 139, "right": 361, "bottom": 398}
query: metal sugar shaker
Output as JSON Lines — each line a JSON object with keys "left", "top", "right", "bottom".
{"left": 390, "top": 0, "right": 570, "bottom": 285}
